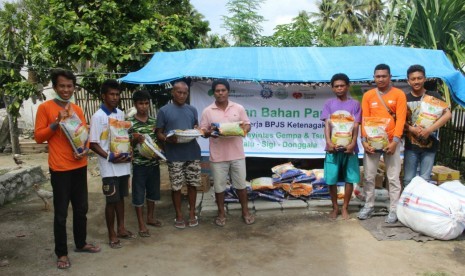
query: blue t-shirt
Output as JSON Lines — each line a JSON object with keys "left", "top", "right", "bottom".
{"left": 156, "top": 103, "right": 201, "bottom": 161}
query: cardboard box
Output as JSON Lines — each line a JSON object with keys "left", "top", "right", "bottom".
{"left": 181, "top": 173, "right": 211, "bottom": 195}
{"left": 431, "top": 166, "right": 460, "bottom": 182}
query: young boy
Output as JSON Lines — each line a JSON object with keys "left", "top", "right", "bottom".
{"left": 128, "top": 90, "right": 162, "bottom": 237}
{"left": 321, "top": 73, "right": 361, "bottom": 219}
{"left": 403, "top": 64, "right": 452, "bottom": 186}
{"left": 89, "top": 79, "right": 134, "bottom": 248}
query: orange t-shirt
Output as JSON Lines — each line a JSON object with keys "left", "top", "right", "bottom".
{"left": 34, "top": 100, "right": 87, "bottom": 171}
{"left": 361, "top": 87, "right": 407, "bottom": 141}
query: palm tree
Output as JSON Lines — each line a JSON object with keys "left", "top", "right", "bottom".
{"left": 311, "top": 0, "right": 335, "bottom": 32}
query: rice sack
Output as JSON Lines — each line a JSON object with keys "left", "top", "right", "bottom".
{"left": 137, "top": 134, "right": 166, "bottom": 160}
{"left": 108, "top": 118, "right": 132, "bottom": 161}
{"left": 330, "top": 114, "right": 355, "bottom": 147}
{"left": 363, "top": 117, "right": 390, "bottom": 150}
{"left": 59, "top": 106, "right": 89, "bottom": 154}
{"left": 211, "top": 121, "right": 245, "bottom": 137}
{"left": 415, "top": 95, "right": 448, "bottom": 129}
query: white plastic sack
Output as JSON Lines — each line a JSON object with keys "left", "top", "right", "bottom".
{"left": 397, "top": 176, "right": 465, "bottom": 240}
{"left": 439, "top": 180, "right": 465, "bottom": 210}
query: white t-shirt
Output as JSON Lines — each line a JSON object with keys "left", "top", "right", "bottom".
{"left": 89, "top": 108, "right": 131, "bottom": 178}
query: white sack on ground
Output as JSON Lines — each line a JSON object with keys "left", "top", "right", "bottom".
{"left": 397, "top": 176, "right": 465, "bottom": 240}
{"left": 439, "top": 180, "right": 465, "bottom": 210}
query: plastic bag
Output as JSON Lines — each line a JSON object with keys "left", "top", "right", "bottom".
{"left": 250, "top": 177, "right": 277, "bottom": 190}
{"left": 439, "top": 181, "right": 465, "bottom": 210}
{"left": 271, "top": 162, "right": 296, "bottom": 176}
{"left": 59, "top": 105, "right": 89, "bottom": 154}
{"left": 211, "top": 121, "right": 245, "bottom": 137}
{"left": 136, "top": 134, "right": 166, "bottom": 160}
{"left": 397, "top": 176, "right": 465, "bottom": 240}
{"left": 330, "top": 114, "right": 355, "bottom": 147}
{"left": 108, "top": 118, "right": 132, "bottom": 161}
{"left": 363, "top": 117, "right": 390, "bottom": 150}
{"left": 415, "top": 95, "right": 448, "bottom": 128}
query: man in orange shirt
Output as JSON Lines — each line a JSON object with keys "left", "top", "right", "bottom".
{"left": 35, "top": 70, "right": 100, "bottom": 270}
{"left": 358, "top": 64, "right": 407, "bottom": 223}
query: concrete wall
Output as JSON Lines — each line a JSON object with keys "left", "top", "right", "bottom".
{"left": 0, "top": 166, "right": 46, "bottom": 206}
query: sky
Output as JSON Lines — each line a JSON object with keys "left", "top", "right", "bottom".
{"left": 190, "top": 0, "right": 318, "bottom": 37}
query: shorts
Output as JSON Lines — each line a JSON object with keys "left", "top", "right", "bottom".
{"left": 211, "top": 159, "right": 247, "bottom": 193}
{"left": 132, "top": 164, "right": 161, "bottom": 207}
{"left": 102, "top": 175, "right": 130, "bottom": 204}
{"left": 167, "top": 160, "right": 201, "bottom": 191}
{"left": 323, "top": 152, "right": 360, "bottom": 185}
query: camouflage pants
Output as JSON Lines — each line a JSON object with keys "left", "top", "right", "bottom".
{"left": 167, "top": 160, "right": 201, "bottom": 191}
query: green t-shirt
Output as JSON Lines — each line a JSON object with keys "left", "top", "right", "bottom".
{"left": 128, "top": 116, "right": 159, "bottom": 166}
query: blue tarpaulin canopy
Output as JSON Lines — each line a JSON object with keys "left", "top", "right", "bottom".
{"left": 120, "top": 46, "right": 465, "bottom": 106}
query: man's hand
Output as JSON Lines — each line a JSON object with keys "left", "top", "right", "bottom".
{"left": 73, "top": 148, "right": 89, "bottom": 160}
{"left": 362, "top": 141, "right": 375, "bottom": 154}
{"left": 384, "top": 141, "right": 398, "bottom": 155}
{"left": 111, "top": 154, "right": 131, "bottom": 163}
{"left": 409, "top": 125, "right": 421, "bottom": 137}
{"left": 417, "top": 127, "right": 432, "bottom": 139}
{"left": 344, "top": 142, "right": 356, "bottom": 154}
{"left": 165, "top": 135, "right": 177, "bottom": 143}
{"left": 325, "top": 141, "right": 336, "bottom": 153}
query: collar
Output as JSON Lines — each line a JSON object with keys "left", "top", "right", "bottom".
{"left": 100, "top": 104, "right": 117, "bottom": 115}
{"left": 212, "top": 101, "right": 233, "bottom": 110}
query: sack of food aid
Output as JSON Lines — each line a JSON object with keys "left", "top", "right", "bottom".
{"left": 211, "top": 121, "right": 246, "bottom": 137}
{"left": 397, "top": 176, "right": 465, "bottom": 240}
{"left": 363, "top": 117, "right": 390, "bottom": 151}
{"left": 108, "top": 118, "right": 132, "bottom": 161}
{"left": 136, "top": 134, "right": 166, "bottom": 160}
{"left": 415, "top": 95, "right": 448, "bottom": 128}
{"left": 330, "top": 114, "right": 355, "bottom": 147}
{"left": 59, "top": 105, "right": 89, "bottom": 154}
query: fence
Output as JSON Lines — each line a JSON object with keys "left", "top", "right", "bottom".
{"left": 436, "top": 107, "right": 465, "bottom": 176}
{"left": 74, "top": 88, "right": 157, "bottom": 123}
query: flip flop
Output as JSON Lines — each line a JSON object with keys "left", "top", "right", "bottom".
{"left": 74, "top": 243, "right": 101, "bottom": 253}
{"left": 138, "top": 230, "right": 151, "bottom": 238}
{"left": 242, "top": 214, "right": 255, "bottom": 225}
{"left": 117, "top": 230, "right": 137, "bottom": 240}
{"left": 109, "top": 240, "right": 122, "bottom": 249}
{"left": 147, "top": 219, "right": 163, "bottom": 227}
{"left": 188, "top": 216, "right": 199, "bottom": 227}
{"left": 214, "top": 217, "right": 226, "bottom": 227}
{"left": 174, "top": 218, "right": 186, "bottom": 229}
{"left": 57, "top": 256, "right": 71, "bottom": 269}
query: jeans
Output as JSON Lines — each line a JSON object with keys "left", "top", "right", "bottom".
{"left": 403, "top": 150, "right": 436, "bottom": 186}
{"left": 132, "top": 164, "right": 160, "bottom": 207}
{"left": 50, "top": 166, "right": 88, "bottom": 257}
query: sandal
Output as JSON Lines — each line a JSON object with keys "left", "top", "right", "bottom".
{"left": 242, "top": 214, "right": 255, "bottom": 225}
{"left": 109, "top": 240, "right": 122, "bottom": 249}
{"left": 188, "top": 216, "right": 199, "bottom": 227}
{"left": 57, "top": 256, "right": 71, "bottom": 269}
{"left": 214, "top": 217, "right": 226, "bottom": 227}
{"left": 174, "top": 218, "right": 186, "bottom": 229}
{"left": 147, "top": 219, "right": 163, "bottom": 227}
{"left": 74, "top": 243, "right": 101, "bottom": 253}
{"left": 117, "top": 230, "right": 137, "bottom": 240}
{"left": 138, "top": 230, "right": 151, "bottom": 238}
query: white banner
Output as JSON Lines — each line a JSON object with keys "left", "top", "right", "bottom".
{"left": 191, "top": 81, "right": 367, "bottom": 158}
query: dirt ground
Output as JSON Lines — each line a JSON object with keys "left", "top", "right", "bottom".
{"left": 0, "top": 152, "right": 464, "bottom": 276}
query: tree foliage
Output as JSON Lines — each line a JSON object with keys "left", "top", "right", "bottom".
{"left": 222, "top": 0, "right": 265, "bottom": 46}
{"left": 400, "top": 0, "right": 465, "bottom": 71}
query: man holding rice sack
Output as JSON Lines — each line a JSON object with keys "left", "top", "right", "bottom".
{"left": 89, "top": 80, "right": 134, "bottom": 249}
{"left": 35, "top": 70, "right": 100, "bottom": 270}
{"left": 359, "top": 64, "right": 407, "bottom": 223}
{"left": 156, "top": 81, "right": 202, "bottom": 229}
{"left": 403, "top": 65, "right": 451, "bottom": 186}
{"left": 200, "top": 79, "right": 255, "bottom": 227}
{"left": 321, "top": 73, "right": 361, "bottom": 220}
{"left": 128, "top": 90, "right": 163, "bottom": 237}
